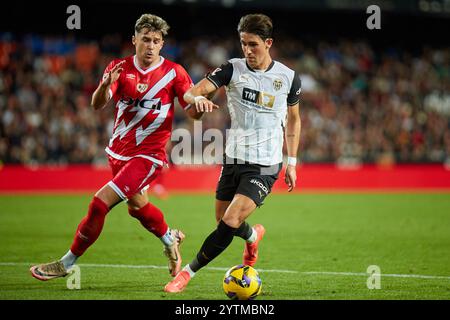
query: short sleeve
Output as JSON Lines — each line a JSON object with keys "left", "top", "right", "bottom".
{"left": 287, "top": 73, "right": 301, "bottom": 106}
{"left": 173, "top": 64, "right": 194, "bottom": 110}
{"left": 206, "top": 62, "right": 233, "bottom": 88}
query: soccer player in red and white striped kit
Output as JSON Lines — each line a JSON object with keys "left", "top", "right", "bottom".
{"left": 30, "top": 14, "right": 207, "bottom": 281}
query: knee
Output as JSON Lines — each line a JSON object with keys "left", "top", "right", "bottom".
{"left": 128, "top": 202, "right": 162, "bottom": 223}
{"left": 128, "top": 196, "right": 148, "bottom": 212}
{"left": 88, "top": 197, "right": 110, "bottom": 218}
{"left": 222, "top": 213, "right": 244, "bottom": 228}
{"left": 128, "top": 203, "right": 147, "bottom": 218}
{"left": 221, "top": 203, "right": 253, "bottom": 228}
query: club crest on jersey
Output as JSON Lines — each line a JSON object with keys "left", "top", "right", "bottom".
{"left": 137, "top": 83, "right": 148, "bottom": 93}
{"left": 273, "top": 79, "right": 283, "bottom": 91}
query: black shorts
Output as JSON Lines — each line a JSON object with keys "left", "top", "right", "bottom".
{"left": 216, "top": 156, "right": 282, "bottom": 207}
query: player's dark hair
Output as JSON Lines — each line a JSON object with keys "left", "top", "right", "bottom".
{"left": 237, "top": 14, "right": 273, "bottom": 40}
{"left": 135, "top": 14, "right": 170, "bottom": 37}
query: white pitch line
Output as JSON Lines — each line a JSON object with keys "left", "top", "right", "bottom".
{"left": 0, "top": 262, "right": 296, "bottom": 274}
{"left": 303, "top": 271, "right": 450, "bottom": 280}
{"left": 203, "top": 266, "right": 298, "bottom": 274}
{"left": 2, "top": 262, "right": 450, "bottom": 280}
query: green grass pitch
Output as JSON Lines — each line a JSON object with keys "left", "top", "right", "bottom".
{"left": 0, "top": 193, "right": 449, "bottom": 300}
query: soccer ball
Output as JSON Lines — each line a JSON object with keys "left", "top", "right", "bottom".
{"left": 223, "top": 264, "right": 262, "bottom": 300}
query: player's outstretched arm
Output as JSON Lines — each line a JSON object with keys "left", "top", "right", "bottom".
{"left": 284, "top": 103, "right": 301, "bottom": 192}
{"left": 184, "top": 78, "right": 220, "bottom": 114}
{"left": 91, "top": 60, "right": 125, "bottom": 110}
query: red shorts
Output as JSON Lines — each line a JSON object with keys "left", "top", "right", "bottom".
{"left": 108, "top": 156, "right": 162, "bottom": 200}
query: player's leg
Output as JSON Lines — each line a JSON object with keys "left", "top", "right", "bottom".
{"left": 127, "top": 191, "right": 185, "bottom": 277}
{"left": 127, "top": 178, "right": 168, "bottom": 239}
{"left": 164, "top": 193, "right": 256, "bottom": 293}
{"left": 215, "top": 160, "right": 238, "bottom": 224}
{"left": 217, "top": 194, "right": 256, "bottom": 243}
{"left": 215, "top": 200, "right": 231, "bottom": 223}
{"left": 30, "top": 184, "right": 121, "bottom": 281}
{"left": 69, "top": 185, "right": 121, "bottom": 258}
{"left": 66, "top": 157, "right": 163, "bottom": 267}
{"left": 237, "top": 164, "right": 282, "bottom": 266}
{"left": 164, "top": 162, "right": 238, "bottom": 292}
{"left": 215, "top": 165, "right": 257, "bottom": 255}
{"left": 193, "top": 195, "right": 256, "bottom": 268}
{"left": 190, "top": 194, "right": 256, "bottom": 271}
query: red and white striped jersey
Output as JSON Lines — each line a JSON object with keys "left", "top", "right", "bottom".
{"left": 101, "top": 55, "right": 193, "bottom": 166}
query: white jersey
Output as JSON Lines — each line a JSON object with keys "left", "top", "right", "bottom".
{"left": 207, "top": 58, "right": 301, "bottom": 166}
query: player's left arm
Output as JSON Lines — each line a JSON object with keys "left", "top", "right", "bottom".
{"left": 284, "top": 103, "right": 301, "bottom": 192}
{"left": 284, "top": 73, "right": 302, "bottom": 192}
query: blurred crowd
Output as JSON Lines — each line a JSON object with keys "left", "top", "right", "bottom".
{"left": 0, "top": 32, "right": 449, "bottom": 165}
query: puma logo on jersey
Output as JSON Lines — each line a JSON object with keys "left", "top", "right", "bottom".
{"left": 239, "top": 74, "right": 250, "bottom": 82}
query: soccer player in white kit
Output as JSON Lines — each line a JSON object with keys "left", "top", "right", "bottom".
{"left": 165, "top": 13, "right": 301, "bottom": 293}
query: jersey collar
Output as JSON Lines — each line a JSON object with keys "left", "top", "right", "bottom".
{"left": 245, "top": 60, "right": 275, "bottom": 73}
{"left": 133, "top": 55, "right": 165, "bottom": 74}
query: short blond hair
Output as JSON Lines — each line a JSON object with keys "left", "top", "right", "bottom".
{"left": 135, "top": 14, "right": 170, "bottom": 36}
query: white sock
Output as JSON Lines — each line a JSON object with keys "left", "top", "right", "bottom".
{"left": 183, "top": 264, "right": 196, "bottom": 278}
{"left": 60, "top": 250, "right": 78, "bottom": 270}
{"left": 246, "top": 227, "right": 257, "bottom": 243}
{"left": 160, "top": 229, "right": 174, "bottom": 247}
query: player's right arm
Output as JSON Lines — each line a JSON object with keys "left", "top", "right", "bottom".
{"left": 91, "top": 60, "right": 125, "bottom": 110}
{"left": 184, "top": 62, "right": 233, "bottom": 113}
{"left": 183, "top": 78, "right": 219, "bottom": 113}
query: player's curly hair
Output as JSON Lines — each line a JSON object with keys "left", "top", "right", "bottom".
{"left": 135, "top": 14, "right": 170, "bottom": 36}
{"left": 237, "top": 13, "right": 273, "bottom": 40}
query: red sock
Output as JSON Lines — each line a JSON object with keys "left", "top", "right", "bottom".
{"left": 129, "top": 202, "right": 168, "bottom": 237}
{"left": 70, "top": 196, "right": 110, "bottom": 257}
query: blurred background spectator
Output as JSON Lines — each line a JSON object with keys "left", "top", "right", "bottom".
{"left": 0, "top": 1, "right": 449, "bottom": 166}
